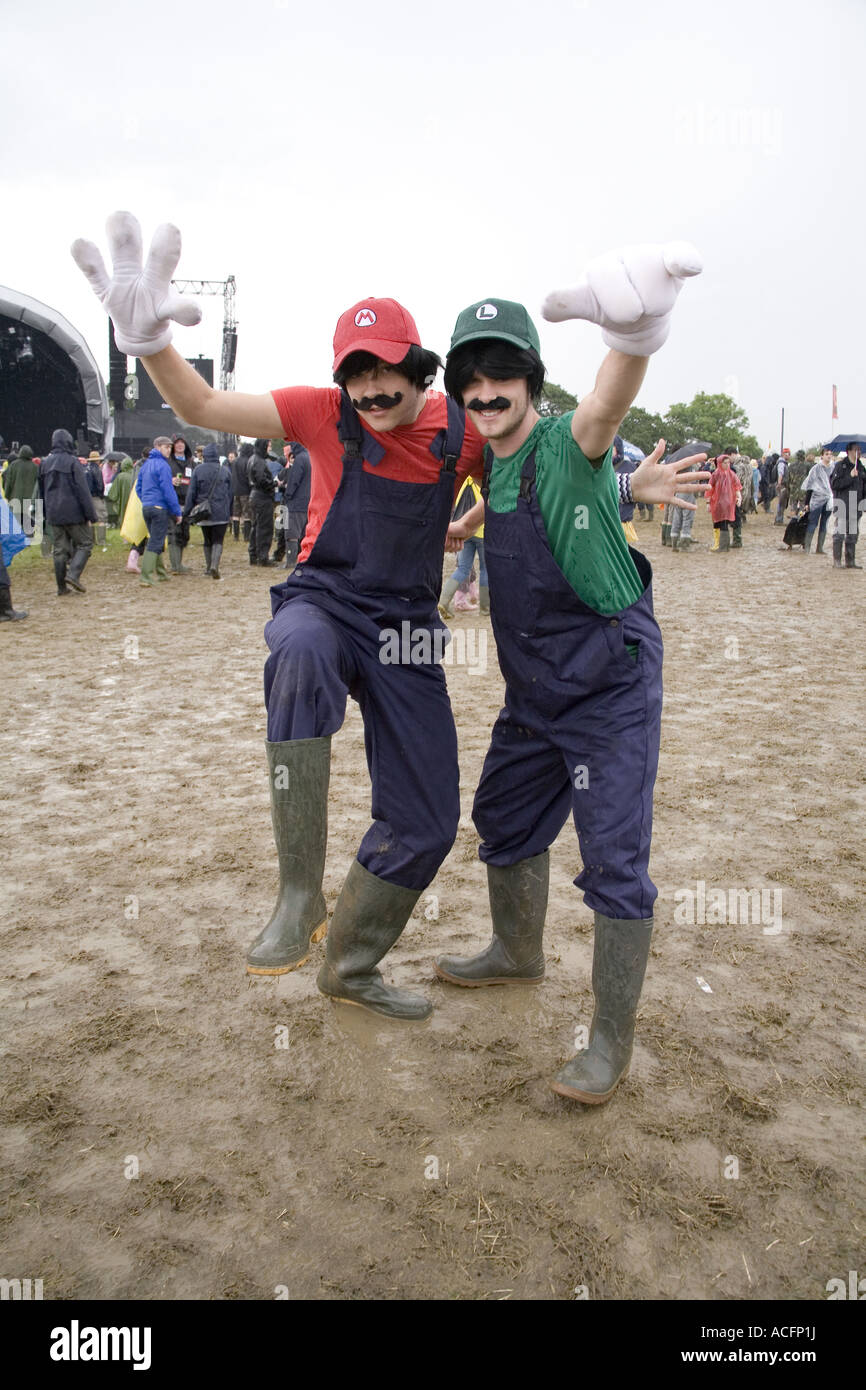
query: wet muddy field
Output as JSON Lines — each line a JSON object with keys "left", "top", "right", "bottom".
{"left": 1, "top": 508, "right": 863, "bottom": 1300}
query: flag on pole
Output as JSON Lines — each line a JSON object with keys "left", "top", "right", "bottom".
{"left": 832, "top": 384, "right": 838, "bottom": 420}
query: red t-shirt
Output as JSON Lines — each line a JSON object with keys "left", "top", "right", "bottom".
{"left": 271, "top": 386, "right": 484, "bottom": 563}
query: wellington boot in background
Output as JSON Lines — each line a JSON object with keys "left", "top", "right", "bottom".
{"left": 0, "top": 586, "right": 27, "bottom": 621}
{"left": 154, "top": 552, "right": 171, "bottom": 581}
{"left": 434, "top": 852, "right": 548, "bottom": 986}
{"left": 710, "top": 528, "right": 720, "bottom": 552}
{"left": 438, "top": 574, "right": 460, "bottom": 618}
{"left": 139, "top": 551, "right": 158, "bottom": 586}
{"left": 317, "top": 860, "right": 431, "bottom": 1020}
{"left": 54, "top": 557, "right": 69, "bottom": 595}
{"left": 479, "top": 583, "right": 490, "bottom": 613}
{"left": 551, "top": 913, "right": 653, "bottom": 1105}
{"left": 210, "top": 542, "right": 223, "bottom": 579}
{"left": 246, "top": 737, "right": 331, "bottom": 975}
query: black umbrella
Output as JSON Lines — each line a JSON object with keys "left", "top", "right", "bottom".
{"left": 823, "top": 434, "right": 866, "bottom": 452}
{"left": 667, "top": 441, "right": 713, "bottom": 463}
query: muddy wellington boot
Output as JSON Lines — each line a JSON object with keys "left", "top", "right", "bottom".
{"left": 845, "top": 539, "right": 862, "bottom": 569}
{"left": 434, "top": 852, "right": 548, "bottom": 986}
{"left": 710, "top": 527, "right": 720, "bottom": 552}
{"left": 317, "top": 859, "right": 431, "bottom": 1020}
{"left": 661, "top": 523, "right": 671, "bottom": 546}
{"left": 479, "top": 583, "right": 490, "bottom": 614}
{"left": 139, "top": 551, "right": 158, "bottom": 586}
{"left": 551, "top": 913, "right": 653, "bottom": 1105}
{"left": 154, "top": 552, "right": 171, "bottom": 581}
{"left": 209, "top": 541, "right": 223, "bottom": 579}
{"left": 719, "top": 528, "right": 731, "bottom": 551}
{"left": 203, "top": 542, "right": 213, "bottom": 575}
{"left": 0, "top": 586, "right": 27, "bottom": 621}
{"left": 438, "top": 573, "right": 460, "bottom": 618}
{"left": 832, "top": 537, "right": 844, "bottom": 568}
{"left": 169, "top": 539, "right": 192, "bottom": 574}
{"left": 246, "top": 737, "right": 330, "bottom": 974}
{"left": 54, "top": 556, "right": 70, "bottom": 595}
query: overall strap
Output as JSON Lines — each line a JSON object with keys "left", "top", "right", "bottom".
{"left": 519, "top": 448, "right": 538, "bottom": 500}
{"left": 429, "top": 396, "right": 466, "bottom": 477}
{"left": 481, "top": 446, "right": 493, "bottom": 501}
{"left": 336, "top": 389, "right": 386, "bottom": 467}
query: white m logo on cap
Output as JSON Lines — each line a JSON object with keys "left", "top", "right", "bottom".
{"left": 476, "top": 304, "right": 498, "bottom": 320}
{"left": 355, "top": 309, "right": 377, "bottom": 326}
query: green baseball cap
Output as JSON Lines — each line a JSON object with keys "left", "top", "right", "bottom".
{"left": 449, "top": 298, "right": 541, "bottom": 355}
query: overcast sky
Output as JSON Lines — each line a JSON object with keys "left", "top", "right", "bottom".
{"left": 4, "top": 0, "right": 863, "bottom": 451}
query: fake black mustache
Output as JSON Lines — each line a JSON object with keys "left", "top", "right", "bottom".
{"left": 467, "top": 397, "right": 511, "bottom": 413}
{"left": 352, "top": 392, "right": 404, "bottom": 412}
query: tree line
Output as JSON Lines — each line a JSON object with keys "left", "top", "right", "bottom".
{"left": 538, "top": 383, "right": 764, "bottom": 458}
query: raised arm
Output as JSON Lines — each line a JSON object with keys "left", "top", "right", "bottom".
{"left": 570, "top": 350, "right": 648, "bottom": 461}
{"left": 140, "top": 346, "right": 282, "bottom": 437}
{"left": 72, "top": 212, "right": 282, "bottom": 438}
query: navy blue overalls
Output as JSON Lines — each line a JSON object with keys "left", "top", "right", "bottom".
{"left": 264, "top": 391, "right": 466, "bottom": 892}
{"left": 473, "top": 446, "right": 664, "bottom": 920}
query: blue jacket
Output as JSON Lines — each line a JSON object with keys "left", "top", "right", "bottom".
{"left": 184, "top": 444, "right": 234, "bottom": 525}
{"left": 136, "top": 450, "right": 182, "bottom": 513}
{"left": 38, "top": 430, "right": 99, "bottom": 526}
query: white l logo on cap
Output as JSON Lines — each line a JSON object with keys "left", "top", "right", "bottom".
{"left": 355, "top": 309, "right": 377, "bottom": 326}
{"left": 476, "top": 304, "right": 498, "bottom": 320}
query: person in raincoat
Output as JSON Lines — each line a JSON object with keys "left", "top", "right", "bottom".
{"left": 107, "top": 456, "right": 135, "bottom": 529}
{"left": 830, "top": 442, "right": 866, "bottom": 569}
{"left": 1, "top": 444, "right": 38, "bottom": 535}
{"left": 0, "top": 495, "right": 29, "bottom": 621}
{"left": 705, "top": 450, "right": 741, "bottom": 551}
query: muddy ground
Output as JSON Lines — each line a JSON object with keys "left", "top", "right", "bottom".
{"left": 1, "top": 508, "right": 863, "bottom": 1302}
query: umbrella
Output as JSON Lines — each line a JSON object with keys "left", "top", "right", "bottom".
{"left": 667, "top": 441, "right": 713, "bottom": 463}
{"left": 823, "top": 434, "right": 866, "bottom": 452}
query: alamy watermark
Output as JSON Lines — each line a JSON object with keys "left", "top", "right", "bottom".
{"left": 674, "top": 880, "right": 783, "bottom": 935}
{"left": 379, "top": 621, "right": 487, "bottom": 675}
{"left": 674, "top": 104, "right": 783, "bottom": 156}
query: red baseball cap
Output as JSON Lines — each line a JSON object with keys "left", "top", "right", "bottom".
{"left": 332, "top": 297, "right": 421, "bottom": 372}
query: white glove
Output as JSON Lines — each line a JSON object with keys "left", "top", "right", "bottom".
{"left": 71, "top": 211, "right": 202, "bottom": 357}
{"left": 541, "top": 241, "right": 703, "bottom": 356}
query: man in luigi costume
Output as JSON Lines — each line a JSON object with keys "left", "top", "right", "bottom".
{"left": 436, "top": 243, "right": 708, "bottom": 1104}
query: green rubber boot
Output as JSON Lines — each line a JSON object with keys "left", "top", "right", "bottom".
{"left": 154, "top": 551, "right": 171, "bottom": 580}
{"left": 317, "top": 859, "right": 431, "bottom": 1020}
{"left": 479, "top": 583, "right": 490, "bottom": 614}
{"left": 551, "top": 913, "right": 653, "bottom": 1105}
{"left": 434, "top": 852, "right": 548, "bottom": 987}
{"left": 671, "top": 534, "right": 680, "bottom": 551}
{"left": 438, "top": 573, "right": 460, "bottom": 618}
{"left": 246, "top": 737, "right": 331, "bottom": 975}
{"left": 168, "top": 539, "right": 192, "bottom": 574}
{"left": 139, "top": 551, "right": 158, "bottom": 586}
{"left": 719, "top": 528, "right": 731, "bottom": 551}
{"left": 661, "top": 523, "right": 671, "bottom": 546}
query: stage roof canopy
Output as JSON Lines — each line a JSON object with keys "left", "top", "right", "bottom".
{"left": 0, "top": 284, "right": 110, "bottom": 443}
